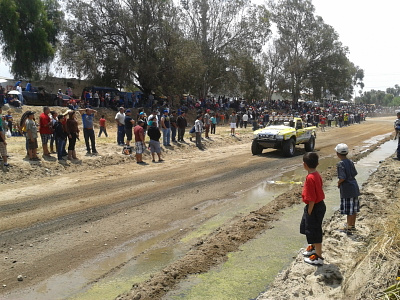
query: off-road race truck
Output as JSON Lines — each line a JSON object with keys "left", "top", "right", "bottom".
{"left": 251, "top": 117, "right": 317, "bottom": 157}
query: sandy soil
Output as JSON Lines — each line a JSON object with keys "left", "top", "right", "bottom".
{"left": 257, "top": 154, "right": 400, "bottom": 300}
{"left": 0, "top": 109, "right": 396, "bottom": 299}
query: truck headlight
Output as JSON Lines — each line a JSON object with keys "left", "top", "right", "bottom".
{"left": 275, "top": 135, "right": 284, "bottom": 140}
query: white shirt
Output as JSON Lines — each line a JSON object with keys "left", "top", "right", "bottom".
{"left": 242, "top": 114, "right": 248, "bottom": 122}
{"left": 115, "top": 112, "right": 125, "bottom": 125}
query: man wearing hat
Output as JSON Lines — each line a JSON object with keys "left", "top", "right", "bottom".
{"left": 160, "top": 109, "right": 171, "bottom": 146}
{"left": 124, "top": 109, "right": 135, "bottom": 146}
{"left": 115, "top": 107, "right": 125, "bottom": 146}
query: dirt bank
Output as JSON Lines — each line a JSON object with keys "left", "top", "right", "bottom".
{"left": 257, "top": 155, "right": 400, "bottom": 300}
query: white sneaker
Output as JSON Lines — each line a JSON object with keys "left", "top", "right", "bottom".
{"left": 304, "top": 254, "right": 324, "bottom": 265}
{"left": 302, "top": 245, "right": 316, "bottom": 256}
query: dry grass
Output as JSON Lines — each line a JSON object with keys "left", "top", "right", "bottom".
{"left": 376, "top": 203, "right": 400, "bottom": 299}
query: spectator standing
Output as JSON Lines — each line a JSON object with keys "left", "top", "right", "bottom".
{"left": 98, "top": 115, "right": 108, "bottom": 137}
{"left": 39, "top": 106, "right": 53, "bottom": 157}
{"left": 134, "top": 120, "right": 146, "bottom": 164}
{"left": 327, "top": 113, "right": 333, "bottom": 127}
{"left": 229, "top": 111, "right": 237, "bottom": 136}
{"left": 0, "top": 106, "right": 10, "bottom": 167}
{"left": 115, "top": 107, "right": 125, "bottom": 145}
{"left": 160, "top": 110, "right": 171, "bottom": 146}
{"left": 242, "top": 113, "right": 249, "bottom": 129}
{"left": 394, "top": 111, "right": 400, "bottom": 160}
{"left": 194, "top": 114, "right": 203, "bottom": 149}
{"left": 79, "top": 108, "right": 98, "bottom": 155}
{"left": 53, "top": 114, "right": 67, "bottom": 161}
{"left": 25, "top": 81, "right": 31, "bottom": 92}
{"left": 320, "top": 115, "right": 326, "bottom": 132}
{"left": 93, "top": 91, "right": 100, "bottom": 107}
{"left": 335, "top": 143, "right": 360, "bottom": 234}
{"left": 66, "top": 111, "right": 79, "bottom": 160}
{"left": 210, "top": 113, "right": 217, "bottom": 134}
{"left": 177, "top": 112, "right": 187, "bottom": 142}
{"left": 5, "top": 111, "right": 13, "bottom": 133}
{"left": 147, "top": 117, "right": 163, "bottom": 162}
{"left": 124, "top": 109, "right": 135, "bottom": 146}
{"left": 204, "top": 109, "right": 211, "bottom": 138}
{"left": 170, "top": 110, "right": 178, "bottom": 143}
{"left": 26, "top": 111, "right": 39, "bottom": 161}
{"left": 300, "top": 152, "right": 326, "bottom": 265}
{"left": 16, "top": 83, "right": 23, "bottom": 105}
{"left": 49, "top": 111, "right": 58, "bottom": 153}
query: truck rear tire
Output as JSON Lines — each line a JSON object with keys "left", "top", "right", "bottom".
{"left": 282, "top": 139, "right": 295, "bottom": 157}
{"left": 304, "top": 136, "right": 315, "bottom": 152}
{"left": 251, "top": 140, "right": 263, "bottom": 155}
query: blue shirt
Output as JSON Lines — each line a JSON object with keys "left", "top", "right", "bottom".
{"left": 82, "top": 114, "right": 94, "bottom": 129}
{"left": 337, "top": 159, "right": 360, "bottom": 198}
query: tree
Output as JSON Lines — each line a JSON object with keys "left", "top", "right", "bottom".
{"left": 179, "top": 0, "right": 270, "bottom": 98}
{"left": 268, "top": 0, "right": 359, "bottom": 102}
{"left": 0, "top": 0, "right": 63, "bottom": 78}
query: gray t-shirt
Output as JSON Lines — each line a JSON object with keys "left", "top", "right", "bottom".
{"left": 337, "top": 159, "right": 360, "bottom": 198}
{"left": 26, "top": 119, "right": 38, "bottom": 139}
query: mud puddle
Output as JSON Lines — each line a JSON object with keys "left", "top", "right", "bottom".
{"left": 163, "top": 138, "right": 396, "bottom": 300}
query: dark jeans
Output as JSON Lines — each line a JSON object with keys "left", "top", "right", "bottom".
{"left": 83, "top": 128, "right": 97, "bottom": 153}
{"left": 68, "top": 133, "right": 77, "bottom": 150}
{"left": 178, "top": 128, "right": 185, "bottom": 141}
{"left": 171, "top": 126, "right": 177, "bottom": 142}
{"left": 99, "top": 126, "right": 108, "bottom": 137}
{"left": 195, "top": 132, "right": 202, "bottom": 148}
{"left": 117, "top": 125, "right": 125, "bottom": 145}
{"left": 211, "top": 124, "right": 216, "bottom": 134}
{"left": 397, "top": 137, "right": 400, "bottom": 158}
{"left": 57, "top": 137, "right": 66, "bottom": 160}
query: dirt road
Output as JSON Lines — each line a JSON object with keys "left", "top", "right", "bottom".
{"left": 0, "top": 116, "right": 395, "bottom": 299}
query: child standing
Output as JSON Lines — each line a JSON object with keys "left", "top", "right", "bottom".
{"left": 335, "top": 143, "right": 360, "bottom": 234}
{"left": 300, "top": 152, "right": 326, "bottom": 265}
{"left": 98, "top": 115, "right": 108, "bottom": 137}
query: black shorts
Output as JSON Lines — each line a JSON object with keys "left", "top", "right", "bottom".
{"left": 126, "top": 130, "right": 132, "bottom": 141}
{"left": 300, "top": 201, "right": 326, "bottom": 244}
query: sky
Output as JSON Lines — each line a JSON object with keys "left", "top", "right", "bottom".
{"left": 1, "top": 0, "right": 399, "bottom": 93}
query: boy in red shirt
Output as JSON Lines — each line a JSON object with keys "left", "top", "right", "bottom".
{"left": 300, "top": 152, "right": 326, "bottom": 265}
{"left": 98, "top": 115, "right": 108, "bottom": 137}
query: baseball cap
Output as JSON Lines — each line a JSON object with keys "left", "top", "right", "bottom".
{"left": 126, "top": 109, "right": 131, "bottom": 113}
{"left": 163, "top": 110, "right": 168, "bottom": 113}
{"left": 139, "top": 112, "right": 144, "bottom": 115}
{"left": 26, "top": 111, "right": 36, "bottom": 116}
{"left": 335, "top": 143, "right": 348, "bottom": 155}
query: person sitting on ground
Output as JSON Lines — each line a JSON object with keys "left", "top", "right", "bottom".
{"left": 335, "top": 143, "right": 360, "bottom": 234}
{"left": 300, "top": 152, "right": 326, "bottom": 265}
{"left": 147, "top": 117, "right": 163, "bottom": 163}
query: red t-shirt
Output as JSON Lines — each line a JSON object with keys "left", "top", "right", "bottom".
{"left": 39, "top": 112, "right": 52, "bottom": 134}
{"left": 134, "top": 125, "right": 144, "bottom": 142}
{"left": 99, "top": 118, "right": 106, "bottom": 127}
{"left": 302, "top": 171, "right": 325, "bottom": 204}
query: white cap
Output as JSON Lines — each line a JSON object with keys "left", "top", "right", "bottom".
{"left": 335, "top": 143, "right": 348, "bottom": 155}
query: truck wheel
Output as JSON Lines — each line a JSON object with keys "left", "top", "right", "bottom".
{"left": 282, "top": 139, "right": 295, "bottom": 157}
{"left": 304, "top": 136, "right": 315, "bottom": 152}
{"left": 251, "top": 140, "right": 263, "bottom": 155}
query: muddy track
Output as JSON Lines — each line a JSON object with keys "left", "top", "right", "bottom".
{"left": 0, "top": 117, "right": 395, "bottom": 298}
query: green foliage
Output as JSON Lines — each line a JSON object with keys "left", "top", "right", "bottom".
{"left": 0, "top": 0, "right": 63, "bottom": 78}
